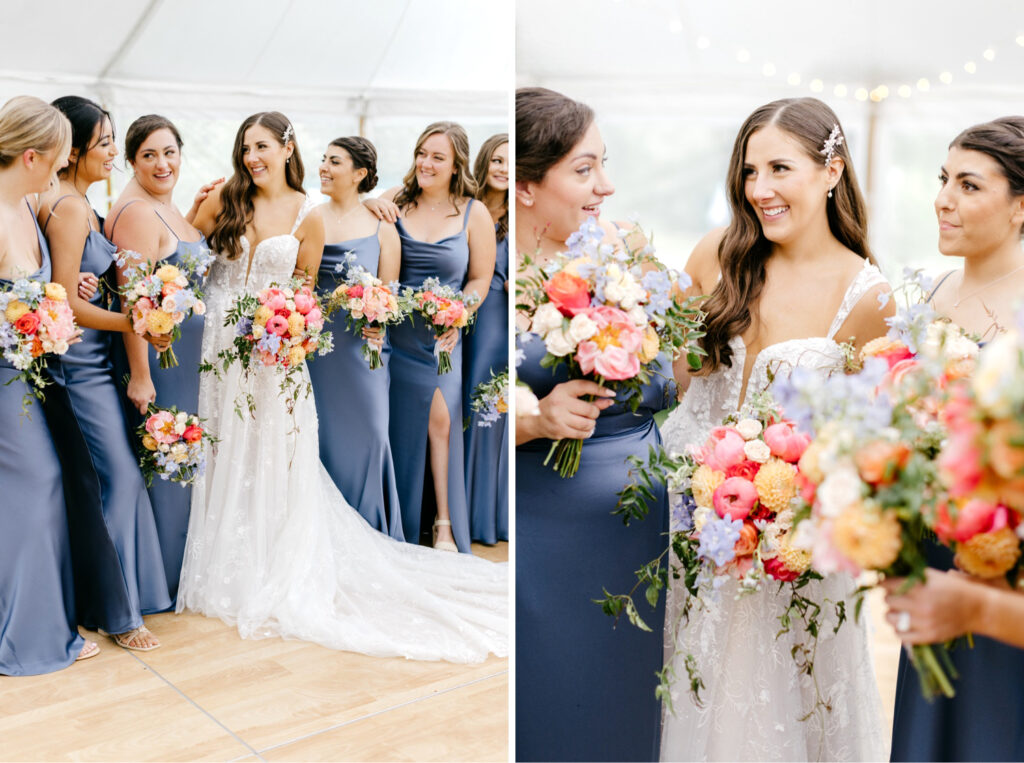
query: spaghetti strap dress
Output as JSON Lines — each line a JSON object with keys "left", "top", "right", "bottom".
{"left": 309, "top": 224, "right": 403, "bottom": 539}
{"left": 388, "top": 201, "right": 474, "bottom": 552}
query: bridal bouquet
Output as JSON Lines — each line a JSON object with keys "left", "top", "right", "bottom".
{"left": 200, "top": 278, "right": 333, "bottom": 418}
{"left": 469, "top": 368, "right": 509, "bottom": 428}
{"left": 516, "top": 217, "right": 705, "bottom": 477}
{"left": 326, "top": 254, "right": 408, "bottom": 369}
{"left": 118, "top": 248, "right": 212, "bottom": 368}
{"left": 404, "top": 277, "right": 477, "bottom": 375}
{"left": 604, "top": 392, "right": 839, "bottom": 710}
{"left": 137, "top": 404, "right": 214, "bottom": 486}
{"left": 0, "top": 278, "right": 79, "bottom": 410}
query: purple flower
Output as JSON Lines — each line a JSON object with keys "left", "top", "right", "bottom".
{"left": 698, "top": 514, "right": 742, "bottom": 566}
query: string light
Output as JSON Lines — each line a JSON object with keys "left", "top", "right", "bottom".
{"left": 939, "top": 71, "right": 954, "bottom": 84}
{"left": 855, "top": 87, "right": 869, "bottom": 101}
{"left": 983, "top": 47, "right": 996, "bottom": 61}
{"left": 833, "top": 84, "right": 848, "bottom": 97}
{"left": 964, "top": 60, "right": 977, "bottom": 73}
{"left": 787, "top": 72, "right": 801, "bottom": 86}
{"left": 809, "top": 78, "right": 824, "bottom": 93}
{"left": 761, "top": 62, "right": 776, "bottom": 77}
{"left": 917, "top": 78, "right": 930, "bottom": 91}
{"left": 736, "top": 49, "right": 750, "bottom": 63}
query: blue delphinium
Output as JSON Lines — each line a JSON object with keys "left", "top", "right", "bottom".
{"left": 670, "top": 492, "right": 696, "bottom": 533}
{"left": 697, "top": 514, "right": 742, "bottom": 567}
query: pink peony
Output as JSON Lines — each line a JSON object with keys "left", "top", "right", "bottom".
{"left": 701, "top": 427, "right": 747, "bottom": 471}
{"left": 266, "top": 315, "right": 289, "bottom": 336}
{"left": 260, "top": 288, "right": 287, "bottom": 311}
{"left": 37, "top": 298, "right": 76, "bottom": 342}
{"left": 145, "top": 411, "right": 178, "bottom": 445}
{"left": 293, "top": 290, "right": 315, "bottom": 314}
{"left": 712, "top": 477, "right": 759, "bottom": 520}
{"left": 953, "top": 499, "right": 1008, "bottom": 542}
{"left": 576, "top": 342, "right": 640, "bottom": 381}
{"left": 305, "top": 307, "right": 324, "bottom": 331}
{"left": 574, "top": 305, "right": 644, "bottom": 381}
{"left": 763, "top": 422, "right": 810, "bottom": 463}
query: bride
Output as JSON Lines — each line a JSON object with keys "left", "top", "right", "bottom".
{"left": 659, "top": 98, "right": 890, "bottom": 760}
{"left": 180, "top": 111, "right": 506, "bottom": 663}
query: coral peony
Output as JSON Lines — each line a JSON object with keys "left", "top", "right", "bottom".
{"left": 712, "top": 477, "right": 759, "bottom": 520}
{"left": 763, "top": 422, "right": 810, "bottom": 463}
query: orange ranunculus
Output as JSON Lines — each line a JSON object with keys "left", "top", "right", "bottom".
{"left": 854, "top": 440, "right": 911, "bottom": 485}
{"left": 544, "top": 270, "right": 591, "bottom": 316}
{"left": 733, "top": 521, "right": 759, "bottom": 557}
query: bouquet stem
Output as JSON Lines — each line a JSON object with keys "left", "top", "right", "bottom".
{"left": 362, "top": 344, "right": 383, "bottom": 370}
{"left": 909, "top": 643, "right": 957, "bottom": 700}
{"left": 158, "top": 346, "right": 179, "bottom": 369}
{"left": 544, "top": 437, "right": 583, "bottom": 478}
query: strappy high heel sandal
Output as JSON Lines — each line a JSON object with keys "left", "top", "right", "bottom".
{"left": 432, "top": 519, "right": 458, "bottom": 553}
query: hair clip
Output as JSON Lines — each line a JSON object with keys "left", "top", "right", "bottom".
{"left": 282, "top": 124, "right": 294, "bottom": 144}
{"left": 821, "top": 124, "right": 844, "bottom": 165}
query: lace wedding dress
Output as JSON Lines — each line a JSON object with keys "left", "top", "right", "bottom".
{"left": 176, "top": 197, "right": 507, "bottom": 663}
{"left": 658, "top": 262, "right": 887, "bottom": 761}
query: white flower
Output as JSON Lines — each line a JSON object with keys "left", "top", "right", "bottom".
{"left": 735, "top": 418, "right": 763, "bottom": 440}
{"left": 692, "top": 505, "right": 713, "bottom": 533}
{"left": 743, "top": 439, "right": 771, "bottom": 463}
{"left": 627, "top": 305, "right": 648, "bottom": 327}
{"left": 52, "top": 339, "right": 69, "bottom": 355}
{"left": 923, "top": 320, "right": 979, "bottom": 361}
{"left": 530, "top": 303, "right": 564, "bottom": 337}
{"left": 790, "top": 520, "right": 816, "bottom": 551}
{"left": 252, "top": 325, "right": 265, "bottom": 339}
{"left": 544, "top": 327, "right": 576, "bottom": 357}
{"left": 515, "top": 384, "right": 541, "bottom": 417}
{"left": 568, "top": 312, "right": 598, "bottom": 343}
{"left": 973, "top": 330, "right": 1018, "bottom": 417}
{"left": 817, "top": 462, "right": 862, "bottom": 518}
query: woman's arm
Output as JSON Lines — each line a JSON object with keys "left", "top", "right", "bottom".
{"left": 363, "top": 186, "right": 401, "bottom": 222}
{"left": 294, "top": 207, "right": 326, "bottom": 281}
{"left": 376, "top": 222, "right": 401, "bottom": 283}
{"left": 190, "top": 184, "right": 224, "bottom": 238}
{"left": 835, "top": 280, "right": 896, "bottom": 354}
{"left": 463, "top": 199, "right": 497, "bottom": 308}
{"left": 185, "top": 177, "right": 225, "bottom": 224}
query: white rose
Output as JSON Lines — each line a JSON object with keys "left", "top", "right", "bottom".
{"left": 515, "top": 384, "right": 541, "bottom": 417}
{"left": 743, "top": 439, "right": 771, "bottom": 463}
{"left": 52, "top": 339, "right": 69, "bottom": 355}
{"left": 604, "top": 278, "right": 625, "bottom": 306}
{"left": 817, "top": 463, "right": 862, "bottom": 518}
{"left": 973, "top": 330, "right": 1018, "bottom": 416}
{"left": 530, "top": 303, "right": 564, "bottom": 337}
{"left": 252, "top": 325, "right": 265, "bottom": 339}
{"left": 544, "top": 327, "right": 576, "bottom": 357}
{"left": 692, "top": 505, "right": 713, "bottom": 533}
{"left": 735, "top": 418, "right": 763, "bottom": 440}
{"left": 627, "top": 305, "right": 648, "bottom": 327}
{"left": 568, "top": 313, "right": 598, "bottom": 343}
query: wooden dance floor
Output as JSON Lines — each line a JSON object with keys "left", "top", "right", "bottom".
{"left": 0, "top": 542, "right": 508, "bottom": 762}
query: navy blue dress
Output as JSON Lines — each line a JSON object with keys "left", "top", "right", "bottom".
{"left": 0, "top": 208, "right": 84, "bottom": 675}
{"left": 308, "top": 227, "right": 403, "bottom": 539}
{"left": 388, "top": 201, "right": 477, "bottom": 552}
{"left": 44, "top": 199, "right": 170, "bottom": 631}
{"left": 110, "top": 202, "right": 207, "bottom": 603}
{"left": 516, "top": 334, "right": 671, "bottom": 762}
{"left": 463, "top": 227, "right": 508, "bottom": 544}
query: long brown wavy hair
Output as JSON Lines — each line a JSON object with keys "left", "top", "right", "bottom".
{"left": 393, "top": 121, "right": 477, "bottom": 214}
{"left": 473, "top": 132, "right": 508, "bottom": 239}
{"left": 698, "top": 97, "right": 875, "bottom": 375}
{"left": 210, "top": 111, "right": 305, "bottom": 260}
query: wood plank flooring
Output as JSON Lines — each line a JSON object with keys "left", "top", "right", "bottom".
{"left": 0, "top": 542, "right": 508, "bottom": 762}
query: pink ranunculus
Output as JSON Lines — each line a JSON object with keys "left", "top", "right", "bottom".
{"left": 260, "top": 288, "right": 287, "bottom": 311}
{"left": 701, "top": 427, "right": 747, "bottom": 471}
{"left": 712, "top": 477, "right": 759, "bottom": 520}
{"left": 293, "top": 291, "right": 315, "bottom": 314}
{"left": 161, "top": 282, "right": 182, "bottom": 298}
{"left": 266, "top": 315, "right": 289, "bottom": 336}
{"left": 763, "top": 422, "right": 810, "bottom": 463}
{"left": 305, "top": 307, "right": 324, "bottom": 331}
{"left": 135, "top": 296, "right": 155, "bottom": 312}
{"left": 145, "top": 411, "right": 178, "bottom": 445}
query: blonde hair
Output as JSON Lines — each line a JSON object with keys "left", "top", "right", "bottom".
{"left": 0, "top": 95, "right": 71, "bottom": 171}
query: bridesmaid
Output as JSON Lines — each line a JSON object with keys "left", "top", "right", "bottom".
{"left": 309, "top": 136, "right": 403, "bottom": 538}
{"left": 0, "top": 95, "right": 97, "bottom": 673}
{"left": 41, "top": 96, "right": 169, "bottom": 650}
{"left": 106, "top": 114, "right": 217, "bottom": 604}
{"left": 514, "top": 87, "right": 669, "bottom": 762}
{"left": 463, "top": 133, "right": 509, "bottom": 544}
{"left": 373, "top": 122, "right": 496, "bottom": 552}
{"left": 887, "top": 116, "right": 1024, "bottom": 762}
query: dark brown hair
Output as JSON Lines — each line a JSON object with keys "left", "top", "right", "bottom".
{"left": 473, "top": 132, "right": 508, "bottom": 239}
{"left": 125, "top": 114, "right": 183, "bottom": 164}
{"left": 698, "top": 97, "right": 874, "bottom": 374}
{"left": 210, "top": 111, "right": 305, "bottom": 260}
{"left": 328, "top": 136, "right": 378, "bottom": 194}
{"left": 394, "top": 121, "right": 476, "bottom": 213}
{"left": 51, "top": 95, "right": 112, "bottom": 181}
{"left": 950, "top": 116, "right": 1024, "bottom": 234}
{"left": 515, "top": 87, "right": 594, "bottom": 183}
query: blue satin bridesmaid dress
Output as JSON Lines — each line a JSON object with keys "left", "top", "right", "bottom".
{"left": 43, "top": 198, "right": 170, "bottom": 631}
{"left": 516, "top": 335, "right": 672, "bottom": 762}
{"left": 0, "top": 206, "right": 85, "bottom": 675}
{"left": 462, "top": 227, "right": 508, "bottom": 544}
{"left": 388, "top": 201, "right": 475, "bottom": 552}
{"left": 109, "top": 202, "right": 206, "bottom": 603}
{"left": 308, "top": 225, "right": 403, "bottom": 539}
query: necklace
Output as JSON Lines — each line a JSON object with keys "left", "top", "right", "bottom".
{"left": 328, "top": 201, "right": 361, "bottom": 227}
{"left": 954, "top": 263, "right": 1024, "bottom": 308}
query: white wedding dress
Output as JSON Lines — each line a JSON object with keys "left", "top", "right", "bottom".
{"left": 177, "top": 197, "right": 507, "bottom": 663}
{"left": 658, "top": 262, "right": 887, "bottom": 761}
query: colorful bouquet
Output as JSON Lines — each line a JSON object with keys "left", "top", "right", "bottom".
{"left": 137, "top": 405, "right": 213, "bottom": 486}
{"left": 200, "top": 278, "right": 332, "bottom": 418}
{"left": 0, "top": 278, "right": 79, "bottom": 409}
{"left": 469, "top": 368, "right": 509, "bottom": 428}
{"left": 118, "top": 248, "right": 212, "bottom": 368}
{"left": 604, "top": 392, "right": 841, "bottom": 711}
{"left": 404, "top": 277, "right": 477, "bottom": 375}
{"left": 516, "top": 217, "right": 705, "bottom": 477}
{"left": 327, "top": 254, "right": 408, "bottom": 369}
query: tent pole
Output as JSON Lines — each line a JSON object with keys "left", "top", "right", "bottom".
{"left": 359, "top": 114, "right": 366, "bottom": 138}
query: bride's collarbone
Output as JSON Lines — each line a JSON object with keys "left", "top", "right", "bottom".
{"left": 246, "top": 196, "right": 306, "bottom": 249}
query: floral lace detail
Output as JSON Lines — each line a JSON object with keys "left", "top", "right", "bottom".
{"left": 178, "top": 196, "right": 508, "bottom": 663}
{"left": 658, "top": 262, "right": 888, "bottom": 761}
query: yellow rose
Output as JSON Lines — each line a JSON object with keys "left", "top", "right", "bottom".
{"left": 4, "top": 300, "right": 30, "bottom": 322}
{"left": 286, "top": 312, "right": 306, "bottom": 336}
{"left": 253, "top": 305, "right": 273, "bottom": 326}
{"left": 287, "top": 345, "right": 307, "bottom": 366}
{"left": 142, "top": 434, "right": 158, "bottom": 451}
{"left": 146, "top": 309, "right": 174, "bottom": 335}
{"left": 44, "top": 282, "right": 67, "bottom": 301}
{"left": 638, "top": 326, "right": 660, "bottom": 364}
{"left": 154, "top": 264, "right": 181, "bottom": 282}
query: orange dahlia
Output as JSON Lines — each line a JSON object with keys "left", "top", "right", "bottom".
{"left": 955, "top": 527, "right": 1021, "bottom": 578}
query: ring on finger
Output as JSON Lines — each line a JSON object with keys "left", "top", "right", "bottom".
{"left": 895, "top": 611, "right": 911, "bottom": 634}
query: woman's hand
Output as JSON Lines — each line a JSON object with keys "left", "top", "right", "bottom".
{"left": 77, "top": 272, "right": 99, "bottom": 301}
{"left": 364, "top": 197, "right": 400, "bottom": 223}
{"left": 292, "top": 266, "right": 315, "bottom": 288}
{"left": 436, "top": 326, "right": 458, "bottom": 354}
{"left": 186, "top": 177, "right": 225, "bottom": 223}
{"left": 126, "top": 374, "right": 157, "bottom": 414}
{"left": 142, "top": 332, "right": 173, "bottom": 352}
{"left": 362, "top": 324, "right": 384, "bottom": 351}
{"left": 524, "top": 380, "right": 616, "bottom": 442}
{"left": 882, "top": 569, "right": 991, "bottom": 644}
